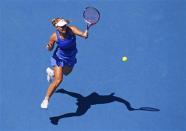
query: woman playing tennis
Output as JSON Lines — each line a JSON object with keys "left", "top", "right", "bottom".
{"left": 41, "top": 18, "right": 88, "bottom": 109}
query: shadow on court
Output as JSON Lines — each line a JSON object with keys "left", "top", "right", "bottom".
{"left": 49, "top": 89, "right": 160, "bottom": 125}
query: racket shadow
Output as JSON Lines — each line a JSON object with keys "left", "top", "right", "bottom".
{"left": 135, "top": 107, "right": 160, "bottom": 112}
{"left": 49, "top": 88, "right": 160, "bottom": 125}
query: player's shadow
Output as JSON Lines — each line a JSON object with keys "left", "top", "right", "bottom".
{"left": 49, "top": 89, "right": 160, "bottom": 125}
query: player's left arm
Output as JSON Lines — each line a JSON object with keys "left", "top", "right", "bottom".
{"left": 46, "top": 32, "right": 56, "bottom": 51}
{"left": 69, "top": 26, "right": 88, "bottom": 38}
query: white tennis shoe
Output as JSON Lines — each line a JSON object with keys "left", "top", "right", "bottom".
{"left": 41, "top": 99, "right": 49, "bottom": 109}
{"left": 46, "top": 67, "right": 54, "bottom": 83}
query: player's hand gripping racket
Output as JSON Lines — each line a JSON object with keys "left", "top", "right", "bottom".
{"left": 83, "top": 7, "right": 100, "bottom": 32}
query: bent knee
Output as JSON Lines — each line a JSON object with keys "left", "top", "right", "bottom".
{"left": 63, "top": 66, "right": 73, "bottom": 76}
{"left": 63, "top": 71, "right": 71, "bottom": 76}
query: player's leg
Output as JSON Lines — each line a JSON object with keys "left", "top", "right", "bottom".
{"left": 46, "top": 66, "right": 63, "bottom": 98}
{"left": 46, "top": 65, "right": 72, "bottom": 82}
{"left": 41, "top": 66, "right": 63, "bottom": 109}
{"left": 49, "top": 105, "right": 90, "bottom": 125}
{"left": 62, "top": 65, "right": 73, "bottom": 76}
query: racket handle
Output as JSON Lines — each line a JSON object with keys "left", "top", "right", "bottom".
{"left": 85, "top": 29, "right": 88, "bottom": 33}
{"left": 86, "top": 24, "right": 90, "bottom": 31}
{"left": 84, "top": 29, "right": 88, "bottom": 39}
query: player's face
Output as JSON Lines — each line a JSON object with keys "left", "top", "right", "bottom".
{"left": 56, "top": 25, "right": 67, "bottom": 33}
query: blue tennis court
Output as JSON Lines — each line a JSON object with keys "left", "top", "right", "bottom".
{"left": 0, "top": 0, "right": 185, "bottom": 131}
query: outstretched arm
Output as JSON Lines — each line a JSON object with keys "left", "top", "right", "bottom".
{"left": 113, "top": 96, "right": 136, "bottom": 111}
{"left": 113, "top": 96, "right": 160, "bottom": 111}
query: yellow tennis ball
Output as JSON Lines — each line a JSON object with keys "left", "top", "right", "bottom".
{"left": 122, "top": 56, "right": 128, "bottom": 62}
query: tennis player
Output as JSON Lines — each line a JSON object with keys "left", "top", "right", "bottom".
{"left": 41, "top": 18, "right": 88, "bottom": 109}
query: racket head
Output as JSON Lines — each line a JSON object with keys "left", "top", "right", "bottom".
{"left": 83, "top": 6, "right": 100, "bottom": 25}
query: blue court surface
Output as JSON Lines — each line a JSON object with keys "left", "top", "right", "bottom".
{"left": 0, "top": 0, "right": 186, "bottom": 131}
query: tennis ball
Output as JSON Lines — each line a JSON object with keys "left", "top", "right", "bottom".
{"left": 122, "top": 56, "right": 128, "bottom": 62}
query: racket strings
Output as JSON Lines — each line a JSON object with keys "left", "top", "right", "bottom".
{"left": 84, "top": 7, "right": 100, "bottom": 24}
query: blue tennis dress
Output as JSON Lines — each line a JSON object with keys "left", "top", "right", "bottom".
{"left": 51, "top": 29, "right": 77, "bottom": 67}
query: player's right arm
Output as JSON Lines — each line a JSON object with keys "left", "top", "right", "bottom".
{"left": 47, "top": 32, "right": 56, "bottom": 51}
{"left": 69, "top": 26, "right": 88, "bottom": 38}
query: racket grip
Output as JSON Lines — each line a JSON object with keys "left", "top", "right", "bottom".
{"left": 84, "top": 30, "right": 88, "bottom": 39}
{"left": 86, "top": 24, "right": 90, "bottom": 31}
{"left": 85, "top": 29, "right": 88, "bottom": 33}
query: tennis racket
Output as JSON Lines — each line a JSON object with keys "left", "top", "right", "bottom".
{"left": 83, "top": 7, "right": 100, "bottom": 31}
